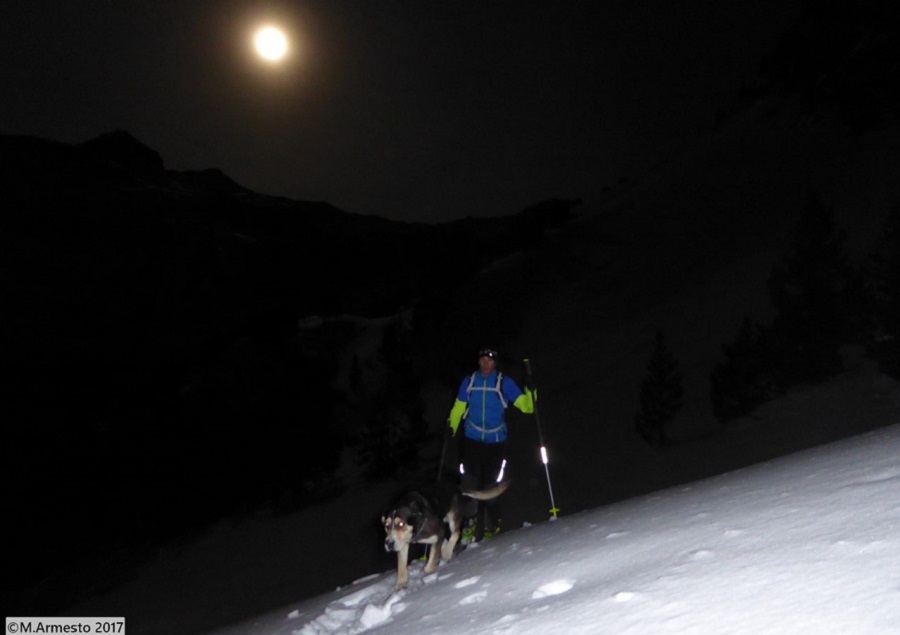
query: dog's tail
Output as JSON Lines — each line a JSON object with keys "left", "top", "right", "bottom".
{"left": 462, "top": 480, "right": 511, "bottom": 501}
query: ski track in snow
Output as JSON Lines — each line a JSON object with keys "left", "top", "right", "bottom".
{"left": 292, "top": 548, "right": 578, "bottom": 634}
{"left": 292, "top": 561, "right": 436, "bottom": 634}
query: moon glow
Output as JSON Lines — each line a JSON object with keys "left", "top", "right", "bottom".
{"left": 254, "top": 26, "right": 288, "bottom": 61}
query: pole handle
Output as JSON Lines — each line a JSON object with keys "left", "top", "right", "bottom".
{"left": 523, "top": 358, "right": 534, "bottom": 385}
{"left": 523, "top": 358, "right": 545, "bottom": 444}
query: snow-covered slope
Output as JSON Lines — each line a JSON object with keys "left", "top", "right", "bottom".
{"left": 202, "top": 422, "right": 900, "bottom": 635}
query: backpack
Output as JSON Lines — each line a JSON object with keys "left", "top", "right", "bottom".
{"left": 465, "top": 371, "right": 508, "bottom": 408}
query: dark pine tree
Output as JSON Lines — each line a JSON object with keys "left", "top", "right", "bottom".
{"left": 635, "top": 330, "right": 684, "bottom": 447}
{"left": 767, "top": 192, "right": 856, "bottom": 385}
{"left": 709, "top": 316, "right": 781, "bottom": 424}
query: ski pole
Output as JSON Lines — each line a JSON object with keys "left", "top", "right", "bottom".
{"left": 436, "top": 422, "right": 450, "bottom": 481}
{"left": 523, "top": 358, "right": 560, "bottom": 519}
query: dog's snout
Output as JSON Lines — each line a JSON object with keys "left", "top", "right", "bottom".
{"left": 384, "top": 538, "right": 394, "bottom": 552}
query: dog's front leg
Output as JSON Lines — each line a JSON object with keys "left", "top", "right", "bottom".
{"left": 424, "top": 538, "right": 442, "bottom": 574}
{"left": 443, "top": 526, "right": 460, "bottom": 561}
{"left": 394, "top": 544, "right": 409, "bottom": 591}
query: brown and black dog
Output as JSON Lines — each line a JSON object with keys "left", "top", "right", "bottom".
{"left": 382, "top": 480, "right": 510, "bottom": 591}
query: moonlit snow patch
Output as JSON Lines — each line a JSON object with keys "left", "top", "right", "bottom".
{"left": 532, "top": 579, "right": 574, "bottom": 599}
{"left": 454, "top": 576, "right": 480, "bottom": 589}
{"left": 358, "top": 600, "right": 397, "bottom": 629}
{"left": 459, "top": 591, "right": 488, "bottom": 605}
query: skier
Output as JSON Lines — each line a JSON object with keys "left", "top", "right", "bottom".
{"left": 447, "top": 347, "right": 535, "bottom": 542}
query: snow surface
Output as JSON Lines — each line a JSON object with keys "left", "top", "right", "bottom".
{"left": 201, "top": 423, "right": 900, "bottom": 635}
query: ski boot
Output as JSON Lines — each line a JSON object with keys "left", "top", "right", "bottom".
{"left": 460, "top": 516, "right": 477, "bottom": 545}
{"left": 482, "top": 518, "right": 501, "bottom": 541}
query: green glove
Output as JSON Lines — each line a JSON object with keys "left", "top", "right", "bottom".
{"left": 513, "top": 388, "right": 537, "bottom": 414}
{"left": 448, "top": 399, "right": 467, "bottom": 436}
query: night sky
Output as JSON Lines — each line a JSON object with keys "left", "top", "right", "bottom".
{"left": 1, "top": 1, "right": 798, "bottom": 222}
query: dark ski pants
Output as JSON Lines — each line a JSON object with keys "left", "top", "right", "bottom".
{"left": 459, "top": 436, "right": 506, "bottom": 535}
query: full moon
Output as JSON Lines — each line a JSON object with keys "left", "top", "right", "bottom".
{"left": 254, "top": 26, "right": 288, "bottom": 61}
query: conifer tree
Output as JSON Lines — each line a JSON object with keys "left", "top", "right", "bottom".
{"left": 709, "top": 317, "right": 779, "bottom": 423}
{"left": 710, "top": 193, "right": 860, "bottom": 424}
{"left": 635, "top": 330, "right": 683, "bottom": 447}
{"left": 767, "top": 192, "right": 854, "bottom": 384}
